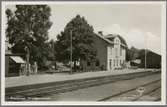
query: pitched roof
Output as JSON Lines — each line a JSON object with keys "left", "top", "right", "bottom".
{"left": 105, "top": 34, "right": 127, "bottom": 46}
{"left": 10, "top": 56, "right": 26, "bottom": 63}
{"left": 95, "top": 33, "right": 127, "bottom": 48}
{"left": 94, "top": 34, "right": 114, "bottom": 45}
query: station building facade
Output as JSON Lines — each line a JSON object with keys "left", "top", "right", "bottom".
{"left": 82, "top": 33, "right": 127, "bottom": 71}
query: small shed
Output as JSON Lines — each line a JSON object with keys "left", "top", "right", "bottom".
{"left": 5, "top": 54, "right": 26, "bottom": 77}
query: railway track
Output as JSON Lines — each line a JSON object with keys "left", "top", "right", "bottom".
{"left": 98, "top": 79, "right": 161, "bottom": 101}
{"left": 5, "top": 71, "right": 160, "bottom": 101}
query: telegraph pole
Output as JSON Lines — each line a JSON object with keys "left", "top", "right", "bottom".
{"left": 52, "top": 40, "right": 56, "bottom": 70}
{"left": 145, "top": 37, "right": 147, "bottom": 69}
{"left": 70, "top": 30, "right": 73, "bottom": 74}
{"left": 25, "top": 46, "right": 30, "bottom": 76}
{"left": 145, "top": 49, "right": 147, "bottom": 69}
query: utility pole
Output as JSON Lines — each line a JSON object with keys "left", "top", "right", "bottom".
{"left": 25, "top": 46, "right": 30, "bottom": 76}
{"left": 52, "top": 40, "right": 56, "bottom": 70}
{"left": 145, "top": 49, "right": 147, "bottom": 69}
{"left": 145, "top": 37, "right": 147, "bottom": 69}
{"left": 70, "top": 30, "right": 73, "bottom": 74}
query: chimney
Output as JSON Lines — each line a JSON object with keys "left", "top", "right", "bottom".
{"left": 98, "top": 31, "right": 103, "bottom": 36}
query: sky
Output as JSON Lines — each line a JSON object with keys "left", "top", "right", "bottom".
{"left": 5, "top": 2, "right": 164, "bottom": 55}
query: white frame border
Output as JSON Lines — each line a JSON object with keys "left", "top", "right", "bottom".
{"left": 1, "top": 1, "right": 166, "bottom": 106}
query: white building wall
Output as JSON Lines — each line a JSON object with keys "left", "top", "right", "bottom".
{"left": 107, "top": 37, "right": 126, "bottom": 71}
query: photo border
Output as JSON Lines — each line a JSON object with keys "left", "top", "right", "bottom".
{"left": 0, "top": 0, "right": 166, "bottom": 106}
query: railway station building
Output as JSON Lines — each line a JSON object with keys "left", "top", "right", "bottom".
{"left": 81, "top": 32, "right": 127, "bottom": 71}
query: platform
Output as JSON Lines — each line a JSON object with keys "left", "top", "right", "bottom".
{"left": 5, "top": 69, "right": 156, "bottom": 88}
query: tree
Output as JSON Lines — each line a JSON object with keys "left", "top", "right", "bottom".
{"left": 126, "top": 46, "right": 140, "bottom": 61}
{"left": 126, "top": 48, "right": 131, "bottom": 61}
{"left": 47, "top": 39, "right": 56, "bottom": 61}
{"left": 55, "top": 15, "right": 97, "bottom": 71}
{"left": 6, "top": 5, "right": 52, "bottom": 68}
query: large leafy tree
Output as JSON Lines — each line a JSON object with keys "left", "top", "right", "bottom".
{"left": 55, "top": 15, "right": 97, "bottom": 71}
{"left": 126, "top": 46, "right": 140, "bottom": 61}
{"left": 6, "top": 5, "right": 52, "bottom": 68}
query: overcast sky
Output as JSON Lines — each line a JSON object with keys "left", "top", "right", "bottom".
{"left": 5, "top": 2, "right": 164, "bottom": 55}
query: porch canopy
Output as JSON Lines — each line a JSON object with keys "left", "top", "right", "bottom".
{"left": 10, "top": 56, "right": 26, "bottom": 64}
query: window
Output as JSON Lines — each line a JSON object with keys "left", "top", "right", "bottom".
{"left": 96, "top": 60, "right": 100, "bottom": 66}
{"left": 115, "top": 48, "right": 118, "bottom": 56}
{"left": 87, "top": 62, "right": 91, "bottom": 66}
{"left": 110, "top": 59, "right": 112, "bottom": 69}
